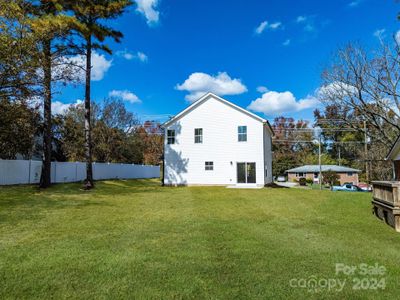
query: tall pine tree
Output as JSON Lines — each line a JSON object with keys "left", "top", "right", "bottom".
{"left": 66, "top": 0, "right": 132, "bottom": 189}
{"left": 30, "top": 0, "right": 78, "bottom": 188}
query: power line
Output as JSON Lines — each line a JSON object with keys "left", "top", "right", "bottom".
{"left": 274, "top": 128, "right": 359, "bottom": 132}
{"left": 273, "top": 140, "right": 367, "bottom": 144}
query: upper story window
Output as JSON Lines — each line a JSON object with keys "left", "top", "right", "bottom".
{"left": 347, "top": 172, "right": 353, "bottom": 176}
{"left": 238, "top": 126, "right": 247, "bottom": 142}
{"left": 194, "top": 128, "right": 203, "bottom": 144}
{"left": 167, "top": 129, "right": 175, "bottom": 144}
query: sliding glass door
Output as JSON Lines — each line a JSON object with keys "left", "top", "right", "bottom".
{"left": 237, "top": 162, "right": 256, "bottom": 184}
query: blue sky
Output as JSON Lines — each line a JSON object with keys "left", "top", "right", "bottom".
{"left": 55, "top": 0, "right": 400, "bottom": 123}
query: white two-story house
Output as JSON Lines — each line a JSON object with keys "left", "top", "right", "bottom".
{"left": 162, "top": 93, "right": 273, "bottom": 187}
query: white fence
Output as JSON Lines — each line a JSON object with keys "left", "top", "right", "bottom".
{"left": 0, "top": 160, "right": 160, "bottom": 185}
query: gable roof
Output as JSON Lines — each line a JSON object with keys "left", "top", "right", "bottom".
{"left": 162, "top": 92, "right": 274, "bottom": 135}
{"left": 286, "top": 165, "right": 361, "bottom": 173}
{"left": 387, "top": 135, "right": 400, "bottom": 160}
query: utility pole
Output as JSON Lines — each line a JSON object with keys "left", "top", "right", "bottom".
{"left": 338, "top": 145, "right": 341, "bottom": 166}
{"left": 319, "top": 135, "right": 322, "bottom": 190}
{"left": 364, "top": 120, "right": 369, "bottom": 182}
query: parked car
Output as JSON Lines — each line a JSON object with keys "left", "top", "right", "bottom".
{"left": 357, "top": 183, "right": 372, "bottom": 192}
{"left": 277, "top": 176, "right": 286, "bottom": 182}
{"left": 332, "top": 184, "right": 367, "bottom": 192}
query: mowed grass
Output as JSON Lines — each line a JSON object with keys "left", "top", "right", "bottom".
{"left": 0, "top": 180, "right": 399, "bottom": 299}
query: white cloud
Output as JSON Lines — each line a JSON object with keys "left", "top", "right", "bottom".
{"left": 28, "top": 97, "right": 83, "bottom": 115}
{"left": 52, "top": 100, "right": 83, "bottom": 115}
{"left": 254, "top": 20, "right": 282, "bottom": 35}
{"left": 317, "top": 81, "right": 357, "bottom": 98}
{"left": 396, "top": 30, "right": 400, "bottom": 44}
{"left": 247, "top": 91, "right": 318, "bottom": 116}
{"left": 295, "top": 15, "right": 327, "bottom": 35}
{"left": 296, "top": 16, "right": 307, "bottom": 23}
{"left": 59, "top": 51, "right": 112, "bottom": 82}
{"left": 117, "top": 50, "right": 148, "bottom": 62}
{"left": 119, "top": 51, "right": 134, "bottom": 60}
{"left": 90, "top": 53, "right": 113, "bottom": 80}
{"left": 282, "top": 39, "right": 291, "bottom": 46}
{"left": 255, "top": 21, "right": 268, "bottom": 35}
{"left": 269, "top": 22, "right": 282, "bottom": 30}
{"left": 256, "top": 86, "right": 269, "bottom": 93}
{"left": 136, "top": 0, "right": 160, "bottom": 25}
{"left": 136, "top": 51, "right": 148, "bottom": 62}
{"left": 304, "top": 24, "right": 315, "bottom": 32}
{"left": 108, "top": 90, "right": 142, "bottom": 104}
{"left": 348, "top": 0, "right": 362, "bottom": 7}
{"left": 176, "top": 72, "right": 248, "bottom": 102}
{"left": 373, "top": 28, "right": 386, "bottom": 39}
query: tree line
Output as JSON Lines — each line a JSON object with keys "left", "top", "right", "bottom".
{"left": 2, "top": 1, "right": 399, "bottom": 188}
{"left": 0, "top": 98, "right": 164, "bottom": 169}
{"left": 273, "top": 36, "right": 400, "bottom": 181}
{"left": 0, "top": 0, "right": 135, "bottom": 189}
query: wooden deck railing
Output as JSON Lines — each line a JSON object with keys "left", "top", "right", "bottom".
{"left": 372, "top": 181, "right": 400, "bottom": 206}
{"left": 371, "top": 181, "right": 400, "bottom": 232}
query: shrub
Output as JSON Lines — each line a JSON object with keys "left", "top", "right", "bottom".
{"left": 299, "top": 177, "right": 307, "bottom": 186}
{"left": 306, "top": 178, "right": 313, "bottom": 185}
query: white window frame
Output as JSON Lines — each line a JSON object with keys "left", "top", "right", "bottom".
{"left": 194, "top": 128, "right": 203, "bottom": 144}
{"left": 238, "top": 126, "right": 247, "bottom": 142}
{"left": 167, "top": 129, "right": 175, "bottom": 144}
{"left": 205, "top": 161, "right": 214, "bottom": 171}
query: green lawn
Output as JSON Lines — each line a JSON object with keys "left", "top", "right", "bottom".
{"left": 0, "top": 180, "right": 399, "bottom": 299}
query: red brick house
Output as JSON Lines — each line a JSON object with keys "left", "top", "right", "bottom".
{"left": 286, "top": 165, "right": 360, "bottom": 185}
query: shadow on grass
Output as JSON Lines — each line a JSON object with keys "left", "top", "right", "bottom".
{"left": 0, "top": 179, "right": 164, "bottom": 205}
{"left": 264, "top": 183, "right": 289, "bottom": 189}
{"left": 0, "top": 194, "right": 108, "bottom": 225}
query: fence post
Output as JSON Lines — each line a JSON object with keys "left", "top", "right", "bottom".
{"left": 28, "top": 159, "right": 32, "bottom": 184}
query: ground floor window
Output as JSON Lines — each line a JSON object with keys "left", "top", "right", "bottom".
{"left": 205, "top": 161, "right": 213, "bottom": 171}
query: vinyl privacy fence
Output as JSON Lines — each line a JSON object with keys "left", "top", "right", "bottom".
{"left": 0, "top": 160, "right": 160, "bottom": 185}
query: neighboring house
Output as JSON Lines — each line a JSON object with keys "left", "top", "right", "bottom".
{"left": 286, "top": 165, "right": 361, "bottom": 185}
{"left": 162, "top": 93, "right": 274, "bottom": 186}
{"left": 386, "top": 136, "right": 400, "bottom": 180}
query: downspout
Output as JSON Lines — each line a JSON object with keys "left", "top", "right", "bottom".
{"left": 263, "top": 123, "right": 266, "bottom": 186}
{"left": 161, "top": 153, "right": 165, "bottom": 186}
{"left": 161, "top": 132, "right": 165, "bottom": 186}
{"left": 393, "top": 161, "right": 396, "bottom": 181}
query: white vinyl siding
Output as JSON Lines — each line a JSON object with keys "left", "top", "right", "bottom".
{"left": 164, "top": 95, "right": 273, "bottom": 186}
